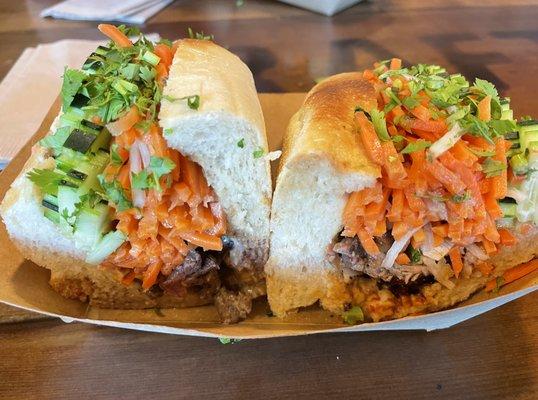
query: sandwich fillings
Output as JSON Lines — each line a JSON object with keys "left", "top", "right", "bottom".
{"left": 26, "top": 25, "right": 261, "bottom": 323}
{"left": 332, "top": 59, "right": 538, "bottom": 299}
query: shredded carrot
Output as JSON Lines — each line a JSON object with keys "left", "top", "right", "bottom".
{"left": 154, "top": 43, "right": 173, "bottom": 67}
{"left": 357, "top": 228, "right": 380, "bottom": 255}
{"left": 498, "top": 228, "right": 517, "bottom": 246}
{"left": 476, "top": 262, "right": 493, "bottom": 277}
{"left": 477, "top": 95, "right": 491, "bottom": 122}
{"left": 339, "top": 60, "right": 520, "bottom": 287}
{"left": 410, "top": 104, "right": 431, "bottom": 122}
{"left": 485, "top": 259, "right": 538, "bottom": 292}
{"left": 490, "top": 138, "right": 508, "bottom": 199}
{"left": 448, "top": 247, "right": 464, "bottom": 278}
{"left": 98, "top": 24, "right": 132, "bottom": 48}
{"left": 355, "top": 112, "right": 383, "bottom": 164}
{"left": 390, "top": 58, "right": 402, "bottom": 70}
{"left": 396, "top": 253, "right": 410, "bottom": 265}
{"left": 482, "top": 239, "right": 497, "bottom": 254}
{"left": 179, "top": 231, "right": 223, "bottom": 251}
{"left": 141, "top": 260, "right": 162, "bottom": 289}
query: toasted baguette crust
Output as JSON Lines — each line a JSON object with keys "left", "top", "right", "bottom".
{"left": 0, "top": 40, "right": 269, "bottom": 309}
{"left": 278, "top": 72, "right": 379, "bottom": 179}
{"left": 267, "top": 72, "right": 538, "bottom": 319}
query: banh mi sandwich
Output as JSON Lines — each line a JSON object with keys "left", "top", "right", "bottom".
{"left": 0, "top": 25, "right": 272, "bottom": 323}
{"left": 267, "top": 59, "right": 538, "bottom": 322}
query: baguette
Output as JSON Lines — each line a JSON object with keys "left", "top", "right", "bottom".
{"left": 0, "top": 29, "right": 271, "bottom": 319}
{"left": 267, "top": 66, "right": 538, "bottom": 321}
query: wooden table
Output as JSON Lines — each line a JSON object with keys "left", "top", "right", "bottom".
{"left": 1, "top": 0, "right": 537, "bottom": 398}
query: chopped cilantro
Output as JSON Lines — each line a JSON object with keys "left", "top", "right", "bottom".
{"left": 369, "top": 109, "right": 391, "bottom": 141}
{"left": 482, "top": 157, "right": 506, "bottom": 178}
{"left": 400, "top": 139, "right": 431, "bottom": 154}
{"left": 185, "top": 94, "right": 200, "bottom": 110}
{"left": 219, "top": 337, "right": 242, "bottom": 344}
{"left": 342, "top": 306, "right": 364, "bottom": 325}
{"left": 98, "top": 175, "right": 132, "bottom": 211}
{"left": 110, "top": 144, "right": 123, "bottom": 165}
{"left": 472, "top": 78, "right": 500, "bottom": 103}
{"left": 253, "top": 147, "right": 265, "bottom": 158}
{"left": 237, "top": 138, "right": 245, "bottom": 148}
{"left": 61, "top": 69, "right": 87, "bottom": 111}
{"left": 27, "top": 169, "right": 64, "bottom": 196}
{"left": 488, "top": 119, "right": 517, "bottom": 137}
{"left": 150, "top": 156, "right": 175, "bottom": 178}
{"left": 131, "top": 170, "right": 151, "bottom": 190}
{"left": 187, "top": 27, "right": 214, "bottom": 41}
{"left": 452, "top": 191, "right": 471, "bottom": 203}
{"left": 135, "top": 119, "right": 152, "bottom": 132}
{"left": 408, "top": 245, "right": 422, "bottom": 264}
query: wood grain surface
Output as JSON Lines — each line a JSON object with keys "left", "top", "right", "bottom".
{"left": 0, "top": 0, "right": 537, "bottom": 398}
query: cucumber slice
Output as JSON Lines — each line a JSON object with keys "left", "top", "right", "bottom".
{"left": 88, "top": 129, "right": 111, "bottom": 154}
{"left": 55, "top": 148, "right": 93, "bottom": 175}
{"left": 86, "top": 230, "right": 126, "bottom": 265}
{"left": 73, "top": 203, "right": 110, "bottom": 248}
{"left": 499, "top": 202, "right": 517, "bottom": 218}
{"left": 510, "top": 153, "right": 528, "bottom": 175}
{"left": 63, "top": 129, "right": 98, "bottom": 154}
{"left": 44, "top": 209, "right": 61, "bottom": 224}
{"left": 42, "top": 194, "right": 59, "bottom": 212}
{"left": 57, "top": 185, "right": 81, "bottom": 223}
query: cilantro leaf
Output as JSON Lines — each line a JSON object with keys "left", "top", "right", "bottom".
{"left": 237, "top": 138, "right": 245, "bottom": 148}
{"left": 472, "top": 78, "right": 500, "bottom": 103}
{"left": 150, "top": 156, "right": 175, "bottom": 178}
{"left": 98, "top": 175, "right": 132, "bottom": 211}
{"left": 408, "top": 245, "right": 422, "bottom": 264}
{"left": 187, "top": 27, "right": 214, "bottom": 41}
{"left": 400, "top": 139, "right": 431, "bottom": 154}
{"left": 468, "top": 147, "right": 496, "bottom": 157}
{"left": 452, "top": 191, "right": 471, "bottom": 203}
{"left": 61, "top": 69, "right": 86, "bottom": 110}
{"left": 488, "top": 119, "right": 517, "bottom": 137}
{"left": 184, "top": 95, "right": 200, "bottom": 110}
{"left": 482, "top": 157, "right": 506, "bottom": 178}
{"left": 27, "top": 169, "right": 64, "bottom": 196}
{"left": 131, "top": 170, "right": 151, "bottom": 190}
{"left": 462, "top": 114, "right": 494, "bottom": 144}
{"left": 369, "top": 109, "right": 391, "bottom": 141}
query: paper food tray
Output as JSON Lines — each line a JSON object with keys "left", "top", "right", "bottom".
{"left": 0, "top": 93, "right": 536, "bottom": 339}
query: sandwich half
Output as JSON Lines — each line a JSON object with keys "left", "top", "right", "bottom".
{"left": 267, "top": 60, "right": 538, "bottom": 321}
{"left": 0, "top": 25, "right": 272, "bottom": 323}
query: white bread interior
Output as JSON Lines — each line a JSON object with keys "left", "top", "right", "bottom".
{"left": 266, "top": 73, "right": 381, "bottom": 316}
{"left": 159, "top": 39, "right": 272, "bottom": 268}
{"left": 0, "top": 39, "right": 270, "bottom": 308}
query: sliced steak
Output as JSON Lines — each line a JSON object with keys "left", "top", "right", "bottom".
{"left": 160, "top": 250, "right": 220, "bottom": 296}
{"left": 332, "top": 234, "right": 428, "bottom": 282}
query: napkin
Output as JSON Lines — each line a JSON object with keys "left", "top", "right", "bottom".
{"left": 0, "top": 36, "right": 159, "bottom": 168}
{"left": 41, "top": 0, "right": 174, "bottom": 24}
